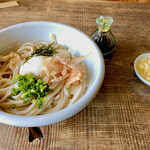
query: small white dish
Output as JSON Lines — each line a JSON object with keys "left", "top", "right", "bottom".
{"left": 134, "top": 53, "right": 150, "bottom": 86}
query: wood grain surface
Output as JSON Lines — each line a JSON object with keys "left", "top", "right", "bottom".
{"left": 65, "top": 0, "right": 150, "bottom": 3}
{"left": 0, "top": 0, "right": 150, "bottom": 150}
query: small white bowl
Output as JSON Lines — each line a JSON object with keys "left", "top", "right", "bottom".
{"left": 134, "top": 53, "right": 150, "bottom": 86}
{"left": 0, "top": 22, "right": 105, "bottom": 127}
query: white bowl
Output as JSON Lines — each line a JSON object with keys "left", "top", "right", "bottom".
{"left": 0, "top": 22, "right": 105, "bottom": 127}
{"left": 134, "top": 53, "right": 150, "bottom": 86}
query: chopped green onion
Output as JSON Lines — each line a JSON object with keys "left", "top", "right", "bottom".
{"left": 12, "top": 74, "right": 21, "bottom": 82}
{"left": 8, "top": 96, "right": 12, "bottom": 99}
{"left": 10, "top": 73, "right": 51, "bottom": 109}
{"left": 49, "top": 86, "right": 54, "bottom": 92}
{"left": 31, "top": 99, "right": 36, "bottom": 103}
{"left": 23, "top": 99, "right": 29, "bottom": 104}
{"left": 10, "top": 104, "right": 16, "bottom": 108}
{"left": 43, "top": 98, "right": 47, "bottom": 102}
{"left": 66, "top": 87, "right": 70, "bottom": 90}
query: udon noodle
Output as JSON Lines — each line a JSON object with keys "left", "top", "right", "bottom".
{"left": 0, "top": 34, "right": 88, "bottom": 116}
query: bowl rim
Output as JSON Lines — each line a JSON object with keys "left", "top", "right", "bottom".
{"left": 134, "top": 53, "right": 150, "bottom": 86}
{"left": 0, "top": 21, "right": 105, "bottom": 127}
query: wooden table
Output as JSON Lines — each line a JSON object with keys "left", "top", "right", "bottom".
{"left": 0, "top": 0, "right": 150, "bottom": 149}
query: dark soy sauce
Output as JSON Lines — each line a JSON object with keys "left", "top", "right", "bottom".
{"left": 91, "top": 16, "right": 116, "bottom": 59}
{"left": 93, "top": 32, "right": 116, "bottom": 59}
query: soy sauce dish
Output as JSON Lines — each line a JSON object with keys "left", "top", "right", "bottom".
{"left": 134, "top": 53, "right": 150, "bottom": 86}
{"left": 0, "top": 22, "right": 105, "bottom": 127}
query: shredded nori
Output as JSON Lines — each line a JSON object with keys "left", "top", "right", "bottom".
{"left": 24, "top": 42, "right": 57, "bottom": 64}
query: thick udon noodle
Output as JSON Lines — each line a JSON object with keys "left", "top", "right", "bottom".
{"left": 0, "top": 35, "right": 88, "bottom": 116}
